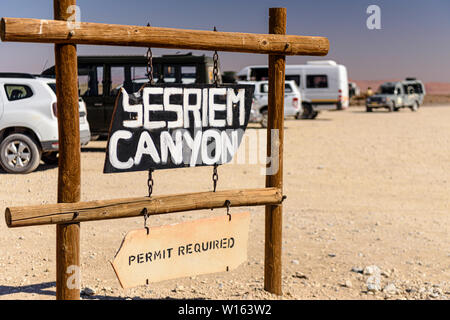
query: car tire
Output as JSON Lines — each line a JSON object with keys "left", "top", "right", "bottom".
{"left": 261, "top": 109, "right": 268, "bottom": 128}
{"left": 41, "top": 152, "right": 59, "bottom": 165}
{"left": 309, "top": 111, "right": 319, "bottom": 119}
{"left": 410, "top": 101, "right": 419, "bottom": 112}
{"left": 366, "top": 106, "right": 373, "bottom": 112}
{"left": 301, "top": 103, "right": 314, "bottom": 119}
{"left": 0, "top": 133, "right": 41, "bottom": 174}
{"left": 388, "top": 102, "right": 395, "bottom": 112}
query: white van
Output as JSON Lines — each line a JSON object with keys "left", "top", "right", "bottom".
{"left": 237, "top": 60, "right": 349, "bottom": 119}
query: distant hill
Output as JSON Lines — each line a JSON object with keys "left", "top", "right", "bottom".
{"left": 351, "top": 80, "right": 450, "bottom": 95}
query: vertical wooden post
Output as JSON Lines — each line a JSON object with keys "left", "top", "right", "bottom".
{"left": 54, "top": 0, "right": 81, "bottom": 300}
{"left": 264, "top": 7, "right": 286, "bottom": 296}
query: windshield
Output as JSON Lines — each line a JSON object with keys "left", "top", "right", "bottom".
{"left": 379, "top": 86, "right": 396, "bottom": 94}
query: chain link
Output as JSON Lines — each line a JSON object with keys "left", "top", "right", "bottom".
{"left": 143, "top": 208, "right": 150, "bottom": 234}
{"left": 212, "top": 164, "right": 219, "bottom": 192}
{"left": 148, "top": 169, "right": 154, "bottom": 197}
{"left": 213, "top": 26, "right": 219, "bottom": 87}
{"left": 225, "top": 200, "right": 231, "bottom": 221}
{"left": 211, "top": 26, "right": 220, "bottom": 194}
{"left": 146, "top": 23, "right": 155, "bottom": 85}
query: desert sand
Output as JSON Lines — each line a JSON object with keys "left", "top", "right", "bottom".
{"left": 0, "top": 105, "right": 449, "bottom": 300}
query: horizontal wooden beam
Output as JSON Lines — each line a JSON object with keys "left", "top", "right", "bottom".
{"left": 0, "top": 18, "right": 329, "bottom": 56}
{"left": 5, "top": 188, "right": 283, "bottom": 228}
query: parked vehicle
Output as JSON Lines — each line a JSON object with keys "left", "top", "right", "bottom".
{"left": 349, "top": 82, "right": 360, "bottom": 98}
{"left": 0, "top": 73, "right": 90, "bottom": 173}
{"left": 237, "top": 60, "right": 349, "bottom": 119}
{"left": 365, "top": 79, "right": 426, "bottom": 112}
{"left": 238, "top": 80, "right": 302, "bottom": 128}
{"left": 42, "top": 53, "right": 220, "bottom": 136}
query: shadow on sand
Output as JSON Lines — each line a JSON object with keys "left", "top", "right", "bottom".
{"left": 0, "top": 281, "right": 56, "bottom": 298}
{"left": 0, "top": 281, "right": 207, "bottom": 300}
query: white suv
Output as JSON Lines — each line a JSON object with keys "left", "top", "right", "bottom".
{"left": 0, "top": 73, "right": 91, "bottom": 174}
{"left": 238, "top": 80, "right": 303, "bottom": 127}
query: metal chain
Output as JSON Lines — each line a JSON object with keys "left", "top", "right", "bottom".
{"left": 146, "top": 23, "right": 155, "bottom": 85}
{"left": 148, "top": 169, "right": 154, "bottom": 197}
{"left": 213, "top": 26, "right": 219, "bottom": 87}
{"left": 143, "top": 208, "right": 150, "bottom": 234}
{"left": 211, "top": 26, "right": 220, "bottom": 194}
{"left": 142, "top": 22, "right": 155, "bottom": 233}
{"left": 225, "top": 200, "right": 231, "bottom": 221}
{"left": 212, "top": 164, "right": 219, "bottom": 192}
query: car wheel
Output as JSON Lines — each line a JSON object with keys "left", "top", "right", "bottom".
{"left": 366, "top": 106, "right": 373, "bottom": 112}
{"left": 41, "top": 152, "right": 59, "bottom": 165}
{"left": 410, "top": 101, "right": 419, "bottom": 112}
{"left": 309, "top": 111, "right": 319, "bottom": 119}
{"left": 301, "top": 103, "right": 313, "bottom": 119}
{"left": 261, "top": 110, "right": 268, "bottom": 128}
{"left": 0, "top": 133, "right": 41, "bottom": 174}
{"left": 388, "top": 102, "right": 395, "bottom": 112}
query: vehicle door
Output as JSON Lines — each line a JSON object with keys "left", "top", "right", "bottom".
{"left": 416, "top": 83, "right": 425, "bottom": 104}
{"left": 80, "top": 66, "right": 107, "bottom": 134}
{"left": 304, "top": 73, "right": 331, "bottom": 107}
{"left": 395, "top": 85, "right": 405, "bottom": 107}
{"left": 403, "top": 84, "right": 417, "bottom": 106}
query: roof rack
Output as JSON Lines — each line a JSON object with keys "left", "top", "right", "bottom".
{"left": 0, "top": 73, "right": 35, "bottom": 79}
{"left": 162, "top": 52, "right": 193, "bottom": 57}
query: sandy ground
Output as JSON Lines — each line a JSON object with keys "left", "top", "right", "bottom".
{"left": 0, "top": 105, "right": 449, "bottom": 300}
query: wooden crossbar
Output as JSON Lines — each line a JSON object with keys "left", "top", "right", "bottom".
{"left": 0, "top": 17, "right": 329, "bottom": 56}
{"left": 5, "top": 188, "right": 283, "bottom": 228}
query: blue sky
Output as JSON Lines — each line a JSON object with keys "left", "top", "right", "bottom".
{"left": 0, "top": 0, "right": 449, "bottom": 82}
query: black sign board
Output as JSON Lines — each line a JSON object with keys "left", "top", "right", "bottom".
{"left": 104, "top": 84, "right": 254, "bottom": 173}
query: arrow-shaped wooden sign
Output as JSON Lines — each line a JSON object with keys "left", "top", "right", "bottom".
{"left": 111, "top": 212, "right": 250, "bottom": 288}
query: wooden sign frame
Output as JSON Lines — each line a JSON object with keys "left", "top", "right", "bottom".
{"left": 1, "top": 1, "right": 329, "bottom": 300}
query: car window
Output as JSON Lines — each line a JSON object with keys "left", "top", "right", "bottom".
{"left": 110, "top": 67, "right": 125, "bottom": 96}
{"left": 418, "top": 84, "right": 424, "bottom": 94}
{"left": 286, "top": 75, "right": 300, "bottom": 87}
{"left": 181, "top": 66, "right": 196, "bottom": 82}
{"left": 379, "top": 86, "right": 395, "bottom": 94}
{"left": 260, "top": 83, "right": 294, "bottom": 93}
{"left": 411, "top": 83, "right": 423, "bottom": 94}
{"left": 403, "top": 85, "right": 415, "bottom": 95}
{"left": 79, "top": 66, "right": 103, "bottom": 97}
{"left": 250, "top": 68, "right": 268, "bottom": 81}
{"left": 47, "top": 83, "right": 57, "bottom": 94}
{"left": 306, "top": 75, "right": 328, "bottom": 88}
{"left": 4, "top": 84, "right": 33, "bottom": 101}
{"left": 163, "top": 65, "right": 177, "bottom": 83}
